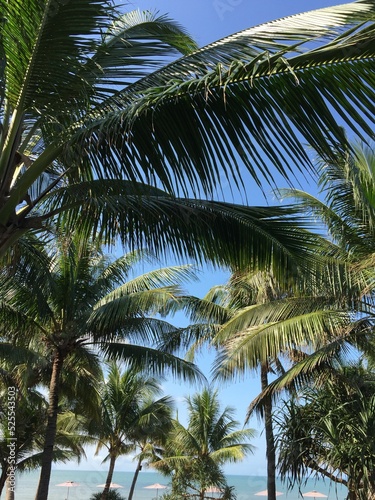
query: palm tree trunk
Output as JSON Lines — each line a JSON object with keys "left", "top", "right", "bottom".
{"left": 128, "top": 455, "right": 143, "bottom": 500}
{"left": 261, "top": 363, "right": 277, "bottom": 500}
{"left": 35, "top": 350, "right": 64, "bottom": 500}
{"left": 0, "top": 463, "right": 8, "bottom": 496}
{"left": 5, "top": 474, "right": 15, "bottom": 500}
{"left": 100, "top": 452, "right": 117, "bottom": 500}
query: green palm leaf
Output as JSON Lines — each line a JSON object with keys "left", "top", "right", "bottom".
{"left": 35, "top": 179, "right": 322, "bottom": 272}
{"left": 101, "top": 342, "right": 204, "bottom": 384}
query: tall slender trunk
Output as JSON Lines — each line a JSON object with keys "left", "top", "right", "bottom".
{"left": 5, "top": 474, "right": 15, "bottom": 500}
{"left": 261, "top": 362, "right": 277, "bottom": 500}
{"left": 100, "top": 452, "right": 117, "bottom": 500}
{"left": 128, "top": 455, "right": 143, "bottom": 500}
{"left": 35, "top": 351, "right": 64, "bottom": 500}
{"left": 0, "top": 463, "right": 8, "bottom": 496}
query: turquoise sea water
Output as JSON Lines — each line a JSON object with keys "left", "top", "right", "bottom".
{"left": 3, "top": 470, "right": 348, "bottom": 500}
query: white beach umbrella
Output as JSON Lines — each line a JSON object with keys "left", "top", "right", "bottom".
{"left": 56, "top": 481, "right": 79, "bottom": 500}
{"left": 302, "top": 491, "right": 327, "bottom": 498}
{"left": 97, "top": 482, "right": 123, "bottom": 489}
{"left": 144, "top": 483, "right": 167, "bottom": 498}
{"left": 206, "top": 486, "right": 223, "bottom": 493}
{"left": 255, "top": 490, "right": 283, "bottom": 496}
{"left": 204, "top": 485, "right": 224, "bottom": 496}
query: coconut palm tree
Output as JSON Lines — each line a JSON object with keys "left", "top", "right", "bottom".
{"left": 172, "top": 271, "right": 307, "bottom": 500}
{"left": 208, "top": 143, "right": 375, "bottom": 498}
{"left": 0, "top": 380, "right": 89, "bottom": 498}
{"left": 0, "top": 322, "right": 105, "bottom": 500}
{"left": 127, "top": 395, "right": 174, "bottom": 500}
{"left": 166, "top": 231, "right": 373, "bottom": 499}
{"left": 0, "top": 234, "right": 202, "bottom": 500}
{"left": 90, "top": 362, "right": 174, "bottom": 500}
{"left": 1, "top": 0, "right": 375, "bottom": 264}
{"left": 252, "top": 141, "right": 375, "bottom": 397}
{"left": 153, "top": 387, "right": 255, "bottom": 499}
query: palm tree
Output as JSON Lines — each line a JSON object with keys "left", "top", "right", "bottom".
{"left": 252, "top": 141, "right": 375, "bottom": 397}
{"left": 90, "top": 362, "right": 174, "bottom": 500}
{"left": 1, "top": 1, "right": 375, "bottom": 263}
{"left": 175, "top": 271, "right": 305, "bottom": 500}
{"left": 209, "top": 143, "right": 375, "bottom": 497}
{"left": 127, "top": 396, "right": 174, "bottom": 500}
{"left": 0, "top": 382, "right": 88, "bottom": 498}
{"left": 0, "top": 331, "right": 104, "bottom": 499}
{"left": 0, "top": 234, "right": 202, "bottom": 500}
{"left": 153, "top": 387, "right": 255, "bottom": 499}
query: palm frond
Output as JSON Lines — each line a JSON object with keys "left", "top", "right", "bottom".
{"left": 212, "top": 308, "right": 352, "bottom": 379}
{"left": 101, "top": 342, "right": 205, "bottom": 385}
{"left": 37, "top": 179, "right": 323, "bottom": 273}
{"left": 77, "top": 1, "right": 375, "bottom": 195}
{"left": 89, "top": 10, "right": 198, "bottom": 94}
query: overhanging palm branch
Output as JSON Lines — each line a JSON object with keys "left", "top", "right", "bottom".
{"left": 84, "top": 1, "right": 375, "bottom": 193}
{"left": 2, "top": 1, "right": 375, "bottom": 257}
{"left": 40, "top": 180, "right": 326, "bottom": 272}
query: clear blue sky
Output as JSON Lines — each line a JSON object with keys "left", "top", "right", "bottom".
{"left": 131, "top": 0, "right": 343, "bottom": 47}
{"left": 58, "top": 0, "right": 349, "bottom": 478}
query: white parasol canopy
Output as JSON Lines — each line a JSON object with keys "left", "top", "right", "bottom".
{"left": 302, "top": 491, "right": 328, "bottom": 498}
{"left": 56, "top": 481, "right": 79, "bottom": 500}
{"left": 144, "top": 483, "right": 167, "bottom": 498}
{"left": 255, "top": 490, "right": 283, "bottom": 496}
{"left": 97, "top": 483, "right": 123, "bottom": 489}
{"left": 206, "top": 486, "right": 223, "bottom": 493}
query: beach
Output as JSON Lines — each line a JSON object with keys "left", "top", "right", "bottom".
{"left": 5, "top": 470, "right": 348, "bottom": 499}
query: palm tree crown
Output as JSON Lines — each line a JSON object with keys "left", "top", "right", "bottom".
{"left": 154, "top": 387, "right": 255, "bottom": 499}
{"left": 91, "top": 362, "right": 174, "bottom": 500}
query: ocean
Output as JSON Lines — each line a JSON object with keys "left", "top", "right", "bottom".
{"left": 3, "top": 469, "right": 348, "bottom": 499}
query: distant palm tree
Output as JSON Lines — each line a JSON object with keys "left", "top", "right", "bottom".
{"left": 1, "top": 0, "right": 375, "bottom": 266}
{"left": 154, "top": 387, "right": 255, "bottom": 499}
{"left": 168, "top": 247, "right": 368, "bottom": 500}
{"left": 127, "top": 395, "right": 174, "bottom": 500}
{"left": 91, "top": 362, "right": 174, "bottom": 500}
{"left": 178, "top": 271, "right": 303, "bottom": 500}
{"left": 0, "top": 234, "right": 201, "bottom": 500}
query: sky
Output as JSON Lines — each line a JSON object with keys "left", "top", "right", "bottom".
{"left": 57, "top": 0, "right": 350, "bottom": 479}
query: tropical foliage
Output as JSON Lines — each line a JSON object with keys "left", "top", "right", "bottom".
{"left": 0, "top": 235, "right": 201, "bottom": 500}
{"left": 161, "top": 142, "right": 375, "bottom": 499}
{"left": 171, "top": 271, "right": 315, "bottom": 500}
{"left": 262, "top": 141, "right": 375, "bottom": 396}
{"left": 90, "top": 362, "right": 174, "bottom": 500}
{"left": 90, "top": 491, "right": 126, "bottom": 500}
{"left": 275, "top": 362, "right": 375, "bottom": 500}
{"left": 0, "top": 379, "right": 88, "bottom": 497}
{"left": 2, "top": 0, "right": 375, "bottom": 498}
